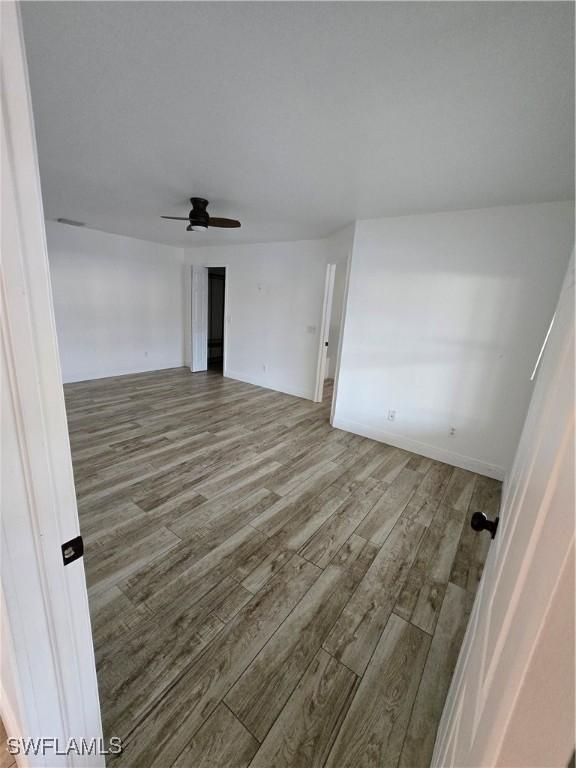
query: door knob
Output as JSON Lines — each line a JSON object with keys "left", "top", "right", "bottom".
{"left": 470, "top": 512, "right": 499, "bottom": 539}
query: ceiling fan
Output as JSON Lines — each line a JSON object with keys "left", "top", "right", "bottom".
{"left": 161, "top": 198, "right": 241, "bottom": 231}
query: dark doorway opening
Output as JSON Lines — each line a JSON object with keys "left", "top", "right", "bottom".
{"left": 208, "top": 267, "right": 225, "bottom": 373}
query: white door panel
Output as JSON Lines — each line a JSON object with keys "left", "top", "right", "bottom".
{"left": 191, "top": 265, "right": 208, "bottom": 372}
{"left": 1, "top": 2, "right": 103, "bottom": 764}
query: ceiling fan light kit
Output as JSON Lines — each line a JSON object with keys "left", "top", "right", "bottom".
{"left": 161, "top": 197, "right": 241, "bottom": 231}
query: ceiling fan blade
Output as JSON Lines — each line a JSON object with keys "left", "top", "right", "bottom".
{"left": 161, "top": 216, "right": 189, "bottom": 220}
{"left": 208, "top": 217, "right": 241, "bottom": 228}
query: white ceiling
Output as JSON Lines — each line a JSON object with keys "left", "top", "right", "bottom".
{"left": 22, "top": 1, "right": 574, "bottom": 247}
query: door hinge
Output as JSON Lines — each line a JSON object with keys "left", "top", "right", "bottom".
{"left": 61, "top": 535, "right": 84, "bottom": 565}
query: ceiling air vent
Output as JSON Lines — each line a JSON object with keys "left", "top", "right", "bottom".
{"left": 56, "top": 218, "right": 85, "bottom": 227}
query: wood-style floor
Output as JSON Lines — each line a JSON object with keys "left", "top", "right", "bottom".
{"left": 64, "top": 368, "right": 501, "bottom": 768}
{"left": 0, "top": 720, "right": 16, "bottom": 768}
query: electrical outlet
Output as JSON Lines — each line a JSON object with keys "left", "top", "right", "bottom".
{"left": 449, "top": 427, "right": 456, "bottom": 437}
{"left": 387, "top": 409, "right": 396, "bottom": 421}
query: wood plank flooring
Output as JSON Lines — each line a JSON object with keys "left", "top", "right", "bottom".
{"left": 0, "top": 720, "right": 16, "bottom": 768}
{"left": 64, "top": 367, "right": 500, "bottom": 768}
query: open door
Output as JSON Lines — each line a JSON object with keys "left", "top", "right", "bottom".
{"left": 313, "top": 263, "right": 336, "bottom": 402}
{"left": 190, "top": 265, "right": 208, "bottom": 372}
{"left": 1, "top": 2, "right": 103, "bottom": 765}
{"left": 433, "top": 256, "right": 574, "bottom": 767}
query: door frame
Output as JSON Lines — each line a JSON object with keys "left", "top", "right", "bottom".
{"left": 330, "top": 247, "right": 353, "bottom": 425}
{"left": 313, "top": 263, "right": 336, "bottom": 403}
{"left": 207, "top": 267, "right": 227, "bottom": 374}
{"left": 189, "top": 264, "right": 228, "bottom": 375}
{"left": 1, "top": 2, "right": 103, "bottom": 764}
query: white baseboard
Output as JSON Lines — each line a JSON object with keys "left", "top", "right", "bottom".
{"left": 331, "top": 416, "right": 505, "bottom": 480}
{"left": 224, "top": 369, "right": 314, "bottom": 401}
{"left": 62, "top": 361, "right": 185, "bottom": 384}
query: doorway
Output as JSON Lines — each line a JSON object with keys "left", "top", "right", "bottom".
{"left": 313, "top": 264, "right": 336, "bottom": 403}
{"left": 208, "top": 267, "right": 225, "bottom": 373}
{"left": 314, "top": 261, "right": 348, "bottom": 411}
{"left": 190, "top": 265, "right": 227, "bottom": 374}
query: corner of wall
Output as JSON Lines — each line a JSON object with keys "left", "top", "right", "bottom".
{"left": 331, "top": 415, "right": 505, "bottom": 480}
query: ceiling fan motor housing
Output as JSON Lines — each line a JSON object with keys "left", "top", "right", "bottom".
{"left": 187, "top": 197, "right": 209, "bottom": 230}
{"left": 161, "top": 197, "right": 240, "bottom": 229}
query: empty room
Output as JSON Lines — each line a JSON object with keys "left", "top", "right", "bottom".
{"left": 2, "top": 2, "right": 574, "bottom": 768}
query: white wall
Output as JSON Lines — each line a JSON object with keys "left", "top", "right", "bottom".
{"left": 185, "top": 237, "right": 347, "bottom": 400}
{"left": 46, "top": 222, "right": 185, "bottom": 382}
{"left": 46, "top": 221, "right": 349, "bottom": 397}
{"left": 332, "top": 202, "right": 574, "bottom": 478}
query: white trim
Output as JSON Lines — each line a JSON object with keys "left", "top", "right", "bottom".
{"left": 530, "top": 312, "right": 555, "bottom": 380}
{"left": 222, "top": 267, "right": 229, "bottom": 377}
{"left": 313, "top": 263, "right": 336, "bottom": 402}
{"left": 224, "top": 370, "right": 314, "bottom": 401}
{"left": 331, "top": 416, "right": 505, "bottom": 480}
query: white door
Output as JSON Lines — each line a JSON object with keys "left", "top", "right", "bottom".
{"left": 313, "top": 263, "right": 336, "bottom": 402}
{"left": 433, "top": 256, "right": 575, "bottom": 767}
{"left": 190, "top": 265, "right": 208, "bottom": 372}
{"left": 1, "top": 2, "right": 103, "bottom": 765}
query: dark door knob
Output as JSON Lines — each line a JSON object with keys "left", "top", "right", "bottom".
{"left": 470, "top": 512, "right": 499, "bottom": 539}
